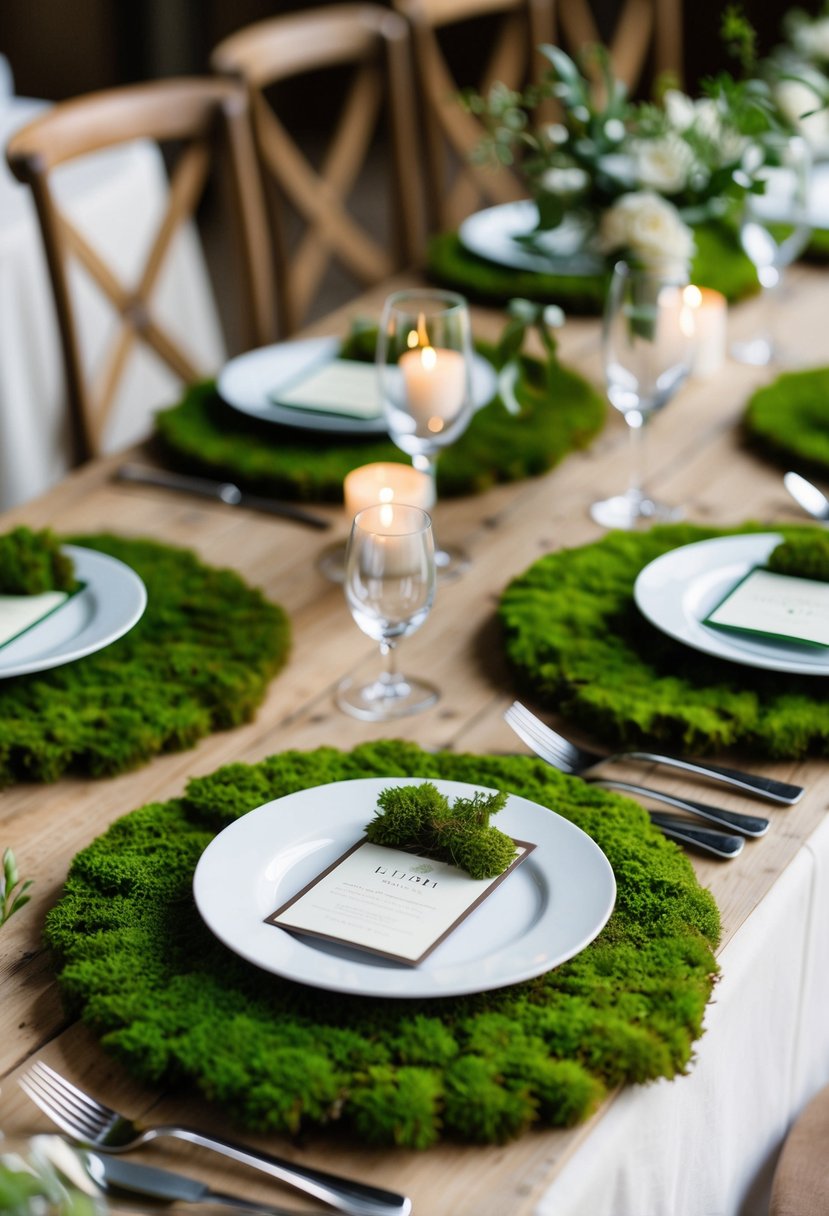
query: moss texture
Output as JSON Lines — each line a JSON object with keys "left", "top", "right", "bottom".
{"left": 0, "top": 535, "right": 290, "bottom": 787}
{"left": 0, "top": 527, "right": 77, "bottom": 594}
{"left": 743, "top": 367, "right": 829, "bottom": 478}
{"left": 45, "top": 743, "right": 720, "bottom": 1148}
{"left": 500, "top": 522, "right": 829, "bottom": 759}
{"left": 768, "top": 533, "right": 829, "bottom": 581}
{"left": 427, "top": 220, "right": 760, "bottom": 311}
{"left": 154, "top": 343, "right": 606, "bottom": 503}
{"left": 806, "top": 228, "right": 829, "bottom": 261}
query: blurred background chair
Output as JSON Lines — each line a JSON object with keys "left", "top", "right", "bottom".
{"left": 557, "top": 0, "right": 684, "bottom": 97}
{"left": 7, "top": 77, "right": 274, "bottom": 467}
{"left": 212, "top": 5, "right": 421, "bottom": 337}
{"left": 395, "top": 0, "right": 554, "bottom": 233}
{"left": 770, "top": 1082, "right": 829, "bottom": 1215}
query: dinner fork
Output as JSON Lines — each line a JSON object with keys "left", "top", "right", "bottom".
{"left": 504, "top": 701, "right": 803, "bottom": 805}
{"left": 18, "top": 1061, "right": 411, "bottom": 1216}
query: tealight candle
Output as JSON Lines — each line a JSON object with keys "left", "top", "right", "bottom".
{"left": 344, "top": 462, "right": 435, "bottom": 519}
{"left": 398, "top": 345, "right": 467, "bottom": 434}
{"left": 682, "top": 285, "right": 727, "bottom": 379}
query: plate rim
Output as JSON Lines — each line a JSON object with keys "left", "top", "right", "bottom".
{"left": 193, "top": 775, "right": 616, "bottom": 999}
{"left": 458, "top": 200, "right": 605, "bottom": 276}
{"left": 633, "top": 531, "right": 829, "bottom": 675}
{"left": 0, "top": 544, "right": 147, "bottom": 679}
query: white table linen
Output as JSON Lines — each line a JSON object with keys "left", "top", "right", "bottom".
{"left": 0, "top": 96, "right": 225, "bottom": 509}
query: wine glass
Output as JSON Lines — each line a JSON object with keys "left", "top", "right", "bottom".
{"left": 377, "top": 289, "right": 474, "bottom": 580}
{"left": 733, "top": 134, "right": 812, "bottom": 366}
{"left": 590, "top": 260, "right": 695, "bottom": 530}
{"left": 336, "top": 502, "right": 438, "bottom": 720}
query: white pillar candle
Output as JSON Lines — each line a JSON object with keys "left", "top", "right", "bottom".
{"left": 683, "top": 285, "right": 728, "bottom": 379}
{"left": 398, "top": 346, "right": 467, "bottom": 434}
{"left": 344, "top": 462, "right": 435, "bottom": 519}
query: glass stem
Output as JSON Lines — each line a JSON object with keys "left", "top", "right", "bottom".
{"left": 380, "top": 639, "right": 398, "bottom": 685}
{"left": 627, "top": 409, "right": 646, "bottom": 502}
{"left": 412, "top": 453, "right": 447, "bottom": 561}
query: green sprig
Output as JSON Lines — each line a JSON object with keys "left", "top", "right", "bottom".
{"left": 495, "top": 300, "right": 565, "bottom": 416}
{"left": 0, "top": 848, "right": 33, "bottom": 928}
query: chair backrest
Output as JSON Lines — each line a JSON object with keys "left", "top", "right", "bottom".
{"left": 557, "top": 0, "right": 684, "bottom": 97}
{"left": 395, "top": 0, "right": 555, "bottom": 233}
{"left": 7, "top": 77, "right": 275, "bottom": 464}
{"left": 212, "top": 5, "right": 422, "bottom": 337}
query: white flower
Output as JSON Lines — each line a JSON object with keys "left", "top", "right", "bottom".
{"left": 664, "top": 89, "right": 697, "bottom": 133}
{"left": 775, "top": 78, "right": 829, "bottom": 154}
{"left": 633, "top": 133, "right": 695, "bottom": 193}
{"left": 539, "top": 165, "right": 589, "bottom": 196}
{"left": 598, "top": 191, "right": 694, "bottom": 272}
{"left": 793, "top": 16, "right": 829, "bottom": 62}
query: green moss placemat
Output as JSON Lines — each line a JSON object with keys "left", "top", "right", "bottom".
{"left": 154, "top": 344, "right": 605, "bottom": 503}
{"left": 0, "top": 535, "right": 289, "bottom": 787}
{"left": 807, "top": 228, "right": 829, "bottom": 260}
{"left": 744, "top": 367, "right": 829, "bottom": 477}
{"left": 428, "top": 221, "right": 759, "bottom": 312}
{"left": 500, "top": 522, "right": 829, "bottom": 759}
{"left": 46, "top": 743, "right": 719, "bottom": 1147}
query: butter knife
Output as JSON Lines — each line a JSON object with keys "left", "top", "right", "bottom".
{"left": 115, "top": 464, "right": 331, "bottom": 530}
{"left": 83, "top": 1150, "right": 334, "bottom": 1214}
{"left": 784, "top": 471, "right": 829, "bottom": 522}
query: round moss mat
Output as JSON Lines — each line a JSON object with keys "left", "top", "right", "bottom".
{"left": 154, "top": 346, "right": 605, "bottom": 503}
{"left": 428, "top": 220, "right": 760, "bottom": 311}
{"left": 46, "top": 743, "right": 719, "bottom": 1148}
{"left": 744, "top": 366, "right": 829, "bottom": 478}
{"left": 500, "top": 522, "right": 829, "bottom": 759}
{"left": 0, "top": 535, "right": 289, "bottom": 787}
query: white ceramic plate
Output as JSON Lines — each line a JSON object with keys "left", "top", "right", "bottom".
{"left": 218, "top": 337, "right": 499, "bottom": 435}
{"left": 634, "top": 532, "right": 829, "bottom": 676}
{"left": 193, "top": 776, "right": 616, "bottom": 999}
{"left": 0, "top": 545, "right": 147, "bottom": 679}
{"left": 458, "top": 201, "right": 606, "bottom": 275}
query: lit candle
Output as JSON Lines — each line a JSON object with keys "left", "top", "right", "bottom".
{"left": 398, "top": 345, "right": 467, "bottom": 434}
{"left": 344, "top": 462, "right": 435, "bottom": 519}
{"left": 682, "top": 285, "right": 727, "bottom": 379}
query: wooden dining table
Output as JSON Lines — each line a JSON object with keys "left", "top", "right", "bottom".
{"left": 1, "top": 263, "right": 827, "bottom": 1215}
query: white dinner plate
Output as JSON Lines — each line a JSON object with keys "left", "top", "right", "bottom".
{"left": 634, "top": 532, "right": 829, "bottom": 676}
{"left": 458, "top": 201, "right": 606, "bottom": 275}
{"left": 218, "top": 337, "right": 499, "bottom": 435}
{"left": 193, "top": 776, "right": 616, "bottom": 999}
{"left": 0, "top": 545, "right": 147, "bottom": 679}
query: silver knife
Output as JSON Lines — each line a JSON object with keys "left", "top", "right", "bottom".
{"left": 84, "top": 1151, "right": 392, "bottom": 1215}
{"left": 116, "top": 464, "right": 331, "bottom": 531}
{"left": 783, "top": 471, "right": 829, "bottom": 522}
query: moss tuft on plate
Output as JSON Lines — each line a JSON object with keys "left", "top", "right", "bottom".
{"left": 0, "top": 535, "right": 290, "bottom": 787}
{"left": 45, "top": 744, "right": 719, "bottom": 1147}
{"left": 499, "top": 522, "right": 829, "bottom": 759}
{"left": 154, "top": 343, "right": 605, "bottom": 502}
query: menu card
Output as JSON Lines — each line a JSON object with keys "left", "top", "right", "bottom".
{"left": 266, "top": 838, "right": 535, "bottom": 965}
{"left": 704, "top": 567, "right": 829, "bottom": 648}
{"left": 270, "top": 358, "right": 382, "bottom": 420}
{"left": 0, "top": 589, "right": 74, "bottom": 651}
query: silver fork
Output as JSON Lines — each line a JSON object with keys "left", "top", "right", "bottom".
{"left": 19, "top": 1061, "right": 411, "bottom": 1216}
{"left": 505, "top": 701, "right": 803, "bottom": 805}
{"left": 504, "top": 703, "right": 768, "bottom": 837}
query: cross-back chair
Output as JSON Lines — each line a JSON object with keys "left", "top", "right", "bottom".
{"left": 211, "top": 6, "right": 422, "bottom": 337}
{"left": 7, "top": 78, "right": 275, "bottom": 465}
{"left": 557, "top": 0, "right": 684, "bottom": 97}
{"left": 394, "top": 0, "right": 555, "bottom": 233}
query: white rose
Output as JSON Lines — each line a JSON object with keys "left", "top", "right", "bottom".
{"left": 633, "top": 133, "right": 695, "bottom": 193}
{"left": 776, "top": 78, "right": 829, "bottom": 154}
{"left": 664, "top": 89, "right": 697, "bottom": 133}
{"left": 539, "top": 166, "right": 589, "bottom": 196}
{"left": 794, "top": 16, "right": 829, "bottom": 62}
{"left": 598, "top": 192, "right": 695, "bottom": 272}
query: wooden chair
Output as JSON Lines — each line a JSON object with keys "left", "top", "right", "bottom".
{"left": 394, "top": 0, "right": 555, "bottom": 233}
{"left": 770, "top": 1083, "right": 829, "bottom": 1215}
{"left": 7, "top": 78, "right": 275, "bottom": 465}
{"left": 557, "top": 0, "right": 684, "bottom": 97}
{"left": 211, "top": 6, "right": 422, "bottom": 337}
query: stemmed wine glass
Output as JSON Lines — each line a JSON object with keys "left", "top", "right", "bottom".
{"left": 336, "top": 502, "right": 438, "bottom": 720}
{"left": 733, "top": 134, "right": 812, "bottom": 366}
{"left": 590, "top": 260, "right": 696, "bottom": 530}
{"left": 377, "top": 289, "right": 474, "bottom": 580}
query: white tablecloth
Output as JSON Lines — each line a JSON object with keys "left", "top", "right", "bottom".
{"left": 538, "top": 816, "right": 829, "bottom": 1216}
{"left": 0, "top": 96, "right": 225, "bottom": 509}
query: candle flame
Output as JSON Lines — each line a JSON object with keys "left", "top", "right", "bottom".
{"left": 379, "top": 486, "right": 394, "bottom": 503}
{"left": 683, "top": 285, "right": 703, "bottom": 309}
{"left": 417, "top": 311, "right": 429, "bottom": 346}
{"left": 379, "top": 502, "right": 394, "bottom": 528}
{"left": 421, "top": 345, "right": 437, "bottom": 370}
